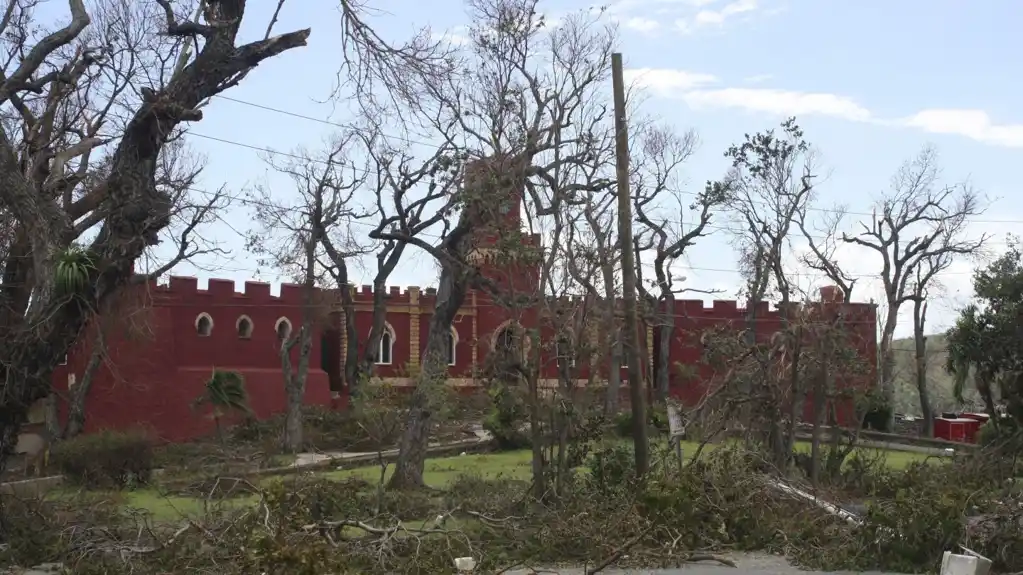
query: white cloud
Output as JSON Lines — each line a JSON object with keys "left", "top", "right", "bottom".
{"left": 434, "top": 26, "right": 470, "bottom": 47}
{"left": 624, "top": 68, "right": 719, "bottom": 93}
{"left": 743, "top": 74, "right": 773, "bottom": 84}
{"left": 903, "top": 109, "right": 1023, "bottom": 148}
{"left": 624, "top": 67, "right": 1023, "bottom": 149}
{"left": 683, "top": 88, "right": 873, "bottom": 122}
{"left": 623, "top": 16, "right": 662, "bottom": 33}
{"left": 687, "top": 0, "right": 758, "bottom": 28}
{"left": 612, "top": 0, "right": 757, "bottom": 34}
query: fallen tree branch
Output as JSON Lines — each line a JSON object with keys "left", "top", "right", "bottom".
{"left": 585, "top": 523, "right": 654, "bottom": 574}
{"left": 685, "top": 553, "right": 738, "bottom": 568}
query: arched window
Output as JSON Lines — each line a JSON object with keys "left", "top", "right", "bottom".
{"left": 445, "top": 328, "right": 458, "bottom": 366}
{"left": 275, "top": 317, "right": 292, "bottom": 343}
{"left": 375, "top": 323, "right": 396, "bottom": 365}
{"left": 195, "top": 313, "right": 213, "bottom": 336}
{"left": 236, "top": 315, "right": 253, "bottom": 339}
{"left": 494, "top": 327, "right": 516, "bottom": 354}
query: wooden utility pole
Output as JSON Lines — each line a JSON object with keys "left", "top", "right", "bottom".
{"left": 611, "top": 52, "right": 649, "bottom": 477}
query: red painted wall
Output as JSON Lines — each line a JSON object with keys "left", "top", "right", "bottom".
{"left": 654, "top": 293, "right": 877, "bottom": 426}
{"left": 53, "top": 277, "right": 332, "bottom": 443}
{"left": 52, "top": 275, "right": 875, "bottom": 442}
{"left": 49, "top": 162, "right": 876, "bottom": 442}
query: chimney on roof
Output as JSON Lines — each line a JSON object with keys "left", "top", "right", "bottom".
{"left": 819, "top": 285, "right": 844, "bottom": 303}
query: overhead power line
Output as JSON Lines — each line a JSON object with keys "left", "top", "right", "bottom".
{"left": 208, "top": 93, "right": 1023, "bottom": 225}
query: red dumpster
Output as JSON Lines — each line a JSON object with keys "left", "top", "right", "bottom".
{"left": 934, "top": 417, "right": 973, "bottom": 443}
{"left": 959, "top": 413, "right": 989, "bottom": 443}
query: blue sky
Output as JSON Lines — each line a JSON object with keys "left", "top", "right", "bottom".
{"left": 133, "top": 0, "right": 1021, "bottom": 339}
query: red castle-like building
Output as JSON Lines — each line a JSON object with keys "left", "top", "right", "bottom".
{"left": 33, "top": 158, "right": 878, "bottom": 443}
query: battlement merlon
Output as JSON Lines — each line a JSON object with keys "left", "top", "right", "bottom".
{"left": 136, "top": 277, "right": 872, "bottom": 319}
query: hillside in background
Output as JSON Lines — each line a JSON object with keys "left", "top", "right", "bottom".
{"left": 891, "top": 332, "right": 983, "bottom": 416}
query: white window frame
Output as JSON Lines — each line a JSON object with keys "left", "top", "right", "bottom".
{"left": 446, "top": 328, "right": 458, "bottom": 366}
{"left": 274, "top": 317, "right": 293, "bottom": 343}
{"left": 375, "top": 323, "right": 396, "bottom": 366}
{"left": 195, "top": 313, "right": 214, "bottom": 336}
{"left": 236, "top": 315, "right": 254, "bottom": 338}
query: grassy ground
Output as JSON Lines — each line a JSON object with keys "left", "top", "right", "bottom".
{"left": 50, "top": 440, "right": 936, "bottom": 523}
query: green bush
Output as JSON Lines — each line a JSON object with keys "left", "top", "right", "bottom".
{"left": 978, "top": 418, "right": 1022, "bottom": 454}
{"left": 587, "top": 444, "right": 635, "bottom": 493}
{"left": 613, "top": 407, "right": 669, "bottom": 438}
{"left": 232, "top": 406, "right": 381, "bottom": 451}
{"left": 51, "top": 429, "right": 154, "bottom": 489}
{"left": 853, "top": 489, "right": 965, "bottom": 573}
{"left": 483, "top": 382, "right": 531, "bottom": 450}
{"left": 263, "top": 476, "right": 370, "bottom": 530}
{"left": 862, "top": 406, "right": 893, "bottom": 432}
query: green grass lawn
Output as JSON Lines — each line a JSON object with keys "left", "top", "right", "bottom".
{"left": 320, "top": 449, "right": 535, "bottom": 487}
{"left": 53, "top": 441, "right": 935, "bottom": 523}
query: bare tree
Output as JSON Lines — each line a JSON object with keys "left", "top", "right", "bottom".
{"left": 796, "top": 207, "right": 857, "bottom": 304}
{"left": 0, "top": 0, "right": 309, "bottom": 474}
{"left": 379, "top": 0, "right": 617, "bottom": 488}
{"left": 247, "top": 134, "right": 367, "bottom": 452}
{"left": 722, "top": 117, "right": 817, "bottom": 464}
{"left": 334, "top": 0, "right": 458, "bottom": 118}
{"left": 632, "top": 124, "right": 727, "bottom": 403}
{"left": 843, "top": 146, "right": 988, "bottom": 431}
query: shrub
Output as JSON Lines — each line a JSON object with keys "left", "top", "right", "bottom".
{"left": 446, "top": 474, "right": 528, "bottom": 516}
{"left": 852, "top": 489, "right": 965, "bottom": 573}
{"left": 262, "top": 476, "right": 370, "bottom": 530}
{"left": 613, "top": 407, "right": 669, "bottom": 438}
{"left": 862, "top": 405, "right": 893, "bottom": 432}
{"left": 483, "top": 382, "right": 530, "bottom": 450}
{"left": 0, "top": 493, "right": 125, "bottom": 570}
{"left": 232, "top": 406, "right": 381, "bottom": 451}
{"left": 978, "top": 418, "right": 1022, "bottom": 453}
{"left": 51, "top": 429, "right": 154, "bottom": 489}
{"left": 587, "top": 444, "right": 635, "bottom": 493}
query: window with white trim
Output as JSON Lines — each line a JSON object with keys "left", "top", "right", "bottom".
{"left": 196, "top": 313, "right": 213, "bottom": 336}
{"left": 237, "top": 315, "right": 254, "bottom": 338}
{"left": 375, "top": 324, "right": 395, "bottom": 365}
{"left": 495, "top": 327, "right": 516, "bottom": 354}
{"left": 445, "top": 329, "right": 457, "bottom": 366}
{"left": 275, "top": 317, "right": 292, "bottom": 344}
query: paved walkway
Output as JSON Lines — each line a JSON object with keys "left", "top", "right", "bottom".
{"left": 4, "top": 553, "right": 909, "bottom": 575}
{"left": 503, "top": 552, "right": 908, "bottom": 575}
{"left": 291, "top": 427, "right": 492, "bottom": 468}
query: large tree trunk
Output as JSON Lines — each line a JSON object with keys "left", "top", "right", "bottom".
{"left": 0, "top": 6, "right": 309, "bottom": 474}
{"left": 282, "top": 378, "right": 305, "bottom": 451}
{"left": 281, "top": 322, "right": 313, "bottom": 452}
{"left": 341, "top": 288, "right": 360, "bottom": 394}
{"left": 654, "top": 294, "right": 674, "bottom": 403}
{"left": 64, "top": 344, "right": 103, "bottom": 438}
{"left": 344, "top": 247, "right": 406, "bottom": 396}
{"left": 387, "top": 266, "right": 469, "bottom": 489}
{"left": 281, "top": 234, "right": 317, "bottom": 453}
{"left": 878, "top": 304, "right": 900, "bottom": 432}
{"left": 913, "top": 299, "right": 934, "bottom": 437}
